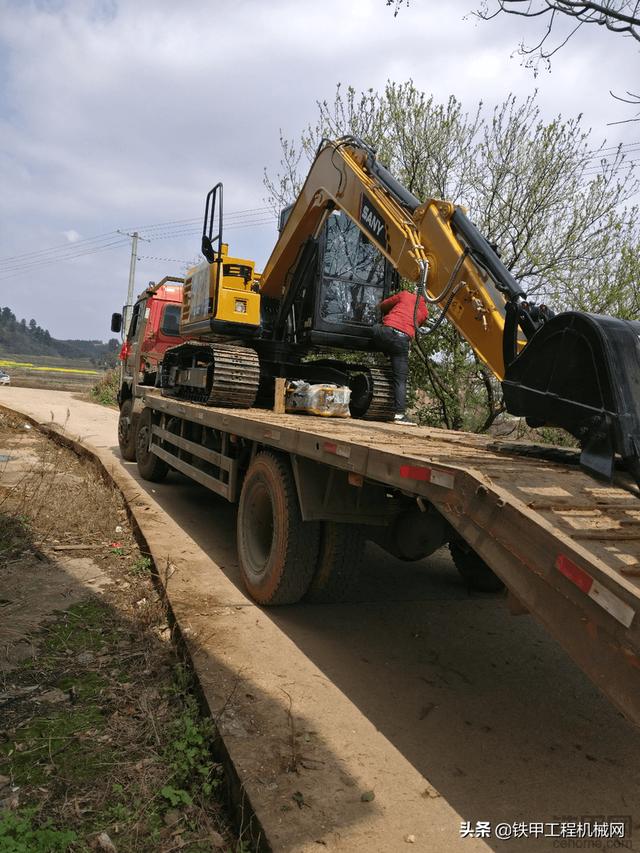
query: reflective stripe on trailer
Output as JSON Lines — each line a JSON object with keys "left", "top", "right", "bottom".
{"left": 555, "top": 554, "right": 636, "bottom": 628}
{"left": 323, "top": 441, "right": 351, "bottom": 459}
{"left": 399, "top": 464, "right": 455, "bottom": 490}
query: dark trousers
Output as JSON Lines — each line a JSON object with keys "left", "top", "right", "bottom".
{"left": 371, "top": 324, "right": 410, "bottom": 414}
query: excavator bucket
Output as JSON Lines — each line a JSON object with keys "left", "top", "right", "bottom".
{"left": 502, "top": 312, "right": 640, "bottom": 484}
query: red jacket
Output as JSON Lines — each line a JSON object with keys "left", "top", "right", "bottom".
{"left": 380, "top": 291, "right": 428, "bottom": 338}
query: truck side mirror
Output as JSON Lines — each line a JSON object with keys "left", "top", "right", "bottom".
{"left": 111, "top": 312, "right": 122, "bottom": 333}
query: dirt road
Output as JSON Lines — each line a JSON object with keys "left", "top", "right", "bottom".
{"left": 2, "top": 386, "right": 639, "bottom": 852}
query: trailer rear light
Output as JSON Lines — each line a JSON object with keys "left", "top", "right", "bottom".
{"left": 555, "top": 553, "right": 635, "bottom": 627}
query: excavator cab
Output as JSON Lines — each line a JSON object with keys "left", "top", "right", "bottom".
{"left": 272, "top": 209, "right": 395, "bottom": 350}
{"left": 313, "top": 211, "right": 393, "bottom": 346}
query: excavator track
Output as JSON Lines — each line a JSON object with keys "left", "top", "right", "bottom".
{"left": 162, "top": 342, "right": 260, "bottom": 408}
{"left": 206, "top": 344, "right": 260, "bottom": 407}
{"left": 360, "top": 366, "right": 395, "bottom": 421}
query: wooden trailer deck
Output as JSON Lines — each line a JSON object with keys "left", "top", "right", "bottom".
{"left": 143, "top": 390, "right": 640, "bottom": 726}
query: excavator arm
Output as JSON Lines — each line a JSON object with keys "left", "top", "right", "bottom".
{"left": 259, "top": 137, "right": 640, "bottom": 485}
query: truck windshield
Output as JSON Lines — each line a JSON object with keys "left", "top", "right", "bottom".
{"left": 319, "top": 212, "right": 385, "bottom": 327}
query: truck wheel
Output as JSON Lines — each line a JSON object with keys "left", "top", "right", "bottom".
{"left": 237, "top": 452, "right": 320, "bottom": 605}
{"left": 136, "top": 408, "right": 169, "bottom": 483}
{"left": 305, "top": 522, "right": 364, "bottom": 603}
{"left": 449, "top": 540, "right": 505, "bottom": 593}
{"left": 118, "top": 399, "right": 138, "bottom": 461}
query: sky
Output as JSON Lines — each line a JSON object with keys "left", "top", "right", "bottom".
{"left": 0, "top": 0, "right": 638, "bottom": 341}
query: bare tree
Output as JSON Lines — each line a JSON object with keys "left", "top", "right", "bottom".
{"left": 386, "top": 1, "right": 640, "bottom": 116}
{"left": 476, "top": 1, "right": 639, "bottom": 67}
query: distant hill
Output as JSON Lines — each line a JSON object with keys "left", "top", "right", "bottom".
{"left": 0, "top": 306, "right": 120, "bottom": 366}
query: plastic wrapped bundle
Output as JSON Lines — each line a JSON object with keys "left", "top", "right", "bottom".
{"left": 285, "top": 380, "right": 351, "bottom": 418}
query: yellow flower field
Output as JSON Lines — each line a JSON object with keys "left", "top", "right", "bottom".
{"left": 0, "top": 359, "right": 99, "bottom": 375}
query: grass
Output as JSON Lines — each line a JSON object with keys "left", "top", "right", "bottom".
{"left": 90, "top": 369, "right": 119, "bottom": 407}
{"left": 1, "top": 578, "right": 238, "bottom": 851}
{"left": 0, "top": 413, "right": 244, "bottom": 851}
{"left": 0, "top": 807, "right": 77, "bottom": 852}
{"left": 0, "top": 514, "right": 33, "bottom": 562}
{"left": 130, "top": 555, "right": 153, "bottom": 576}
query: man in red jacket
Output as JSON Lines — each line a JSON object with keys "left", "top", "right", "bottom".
{"left": 372, "top": 289, "right": 428, "bottom": 425}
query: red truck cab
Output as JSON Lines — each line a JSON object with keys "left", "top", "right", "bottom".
{"left": 114, "top": 276, "right": 186, "bottom": 460}
{"left": 121, "top": 277, "right": 184, "bottom": 388}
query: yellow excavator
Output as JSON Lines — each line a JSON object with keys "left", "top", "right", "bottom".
{"left": 161, "top": 136, "right": 640, "bottom": 486}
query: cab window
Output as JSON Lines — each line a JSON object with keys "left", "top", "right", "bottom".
{"left": 161, "top": 304, "right": 181, "bottom": 337}
{"left": 127, "top": 302, "right": 141, "bottom": 340}
{"left": 319, "top": 212, "right": 386, "bottom": 327}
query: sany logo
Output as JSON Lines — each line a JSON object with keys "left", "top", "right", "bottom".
{"left": 360, "top": 195, "right": 387, "bottom": 245}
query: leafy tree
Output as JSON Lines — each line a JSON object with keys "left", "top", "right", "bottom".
{"left": 264, "top": 81, "right": 639, "bottom": 431}
{"left": 0, "top": 304, "right": 117, "bottom": 360}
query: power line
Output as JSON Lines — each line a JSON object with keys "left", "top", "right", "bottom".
{"left": 0, "top": 239, "right": 132, "bottom": 281}
{"left": 135, "top": 217, "right": 276, "bottom": 242}
{"left": 583, "top": 149, "right": 640, "bottom": 165}
{"left": 0, "top": 237, "right": 131, "bottom": 274}
{"left": 137, "top": 255, "right": 197, "bottom": 264}
{"left": 0, "top": 216, "right": 276, "bottom": 276}
{"left": 0, "top": 229, "right": 121, "bottom": 265}
{"left": 582, "top": 157, "right": 640, "bottom": 176}
{"left": 0, "top": 232, "right": 127, "bottom": 270}
{"left": 0, "top": 218, "right": 277, "bottom": 278}
{"left": 583, "top": 141, "right": 640, "bottom": 160}
{"left": 135, "top": 214, "right": 275, "bottom": 239}
{"left": 0, "top": 205, "right": 272, "bottom": 269}
{"left": 125, "top": 205, "right": 272, "bottom": 233}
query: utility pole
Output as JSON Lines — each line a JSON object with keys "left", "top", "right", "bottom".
{"left": 118, "top": 230, "right": 149, "bottom": 336}
{"left": 125, "top": 231, "right": 138, "bottom": 336}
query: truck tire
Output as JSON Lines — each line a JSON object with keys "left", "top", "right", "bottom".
{"left": 118, "top": 399, "right": 138, "bottom": 462}
{"left": 305, "top": 522, "right": 364, "bottom": 603}
{"left": 136, "top": 408, "right": 169, "bottom": 483}
{"left": 237, "top": 452, "right": 320, "bottom": 605}
{"left": 449, "top": 540, "right": 505, "bottom": 593}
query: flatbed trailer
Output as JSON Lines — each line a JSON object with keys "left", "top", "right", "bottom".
{"left": 139, "top": 388, "right": 640, "bottom": 727}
